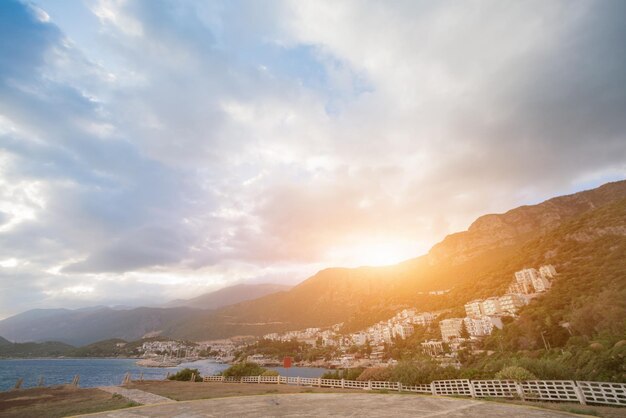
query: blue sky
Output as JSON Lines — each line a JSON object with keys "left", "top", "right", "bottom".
{"left": 0, "top": 0, "right": 625, "bottom": 318}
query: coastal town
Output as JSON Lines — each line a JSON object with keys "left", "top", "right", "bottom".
{"left": 136, "top": 265, "right": 557, "bottom": 370}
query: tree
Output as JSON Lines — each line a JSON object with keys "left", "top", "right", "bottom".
{"left": 221, "top": 362, "right": 266, "bottom": 377}
{"left": 460, "top": 321, "right": 470, "bottom": 340}
{"left": 495, "top": 366, "right": 537, "bottom": 381}
{"left": 168, "top": 368, "right": 202, "bottom": 382}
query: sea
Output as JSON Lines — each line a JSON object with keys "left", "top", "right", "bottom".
{"left": 0, "top": 358, "right": 330, "bottom": 391}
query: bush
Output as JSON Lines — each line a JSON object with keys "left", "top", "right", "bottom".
{"left": 321, "top": 368, "right": 364, "bottom": 380}
{"left": 495, "top": 366, "right": 537, "bottom": 381}
{"left": 261, "top": 369, "right": 279, "bottom": 376}
{"left": 222, "top": 362, "right": 267, "bottom": 377}
{"left": 356, "top": 367, "right": 392, "bottom": 382}
{"left": 168, "top": 368, "right": 202, "bottom": 382}
{"left": 389, "top": 360, "right": 458, "bottom": 385}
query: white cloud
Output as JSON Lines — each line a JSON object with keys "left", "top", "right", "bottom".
{"left": 0, "top": 0, "right": 624, "bottom": 317}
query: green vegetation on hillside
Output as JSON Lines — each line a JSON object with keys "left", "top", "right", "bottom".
{"left": 0, "top": 339, "right": 76, "bottom": 358}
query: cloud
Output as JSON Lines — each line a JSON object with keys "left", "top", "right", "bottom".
{"left": 0, "top": 0, "right": 625, "bottom": 317}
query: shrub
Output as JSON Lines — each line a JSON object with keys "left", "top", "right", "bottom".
{"left": 168, "top": 368, "right": 202, "bottom": 382}
{"left": 222, "top": 362, "right": 267, "bottom": 377}
{"left": 495, "top": 366, "right": 537, "bottom": 381}
{"left": 356, "top": 367, "right": 392, "bottom": 382}
{"left": 321, "top": 368, "right": 364, "bottom": 380}
{"left": 261, "top": 369, "right": 279, "bottom": 376}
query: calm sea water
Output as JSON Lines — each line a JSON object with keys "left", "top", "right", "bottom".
{"left": 0, "top": 358, "right": 330, "bottom": 391}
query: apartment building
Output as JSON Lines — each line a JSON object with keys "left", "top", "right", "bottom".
{"left": 481, "top": 297, "right": 503, "bottom": 316}
{"left": 439, "top": 318, "right": 464, "bottom": 342}
{"left": 539, "top": 264, "right": 557, "bottom": 278}
{"left": 464, "top": 300, "right": 483, "bottom": 318}
{"left": 498, "top": 293, "right": 527, "bottom": 314}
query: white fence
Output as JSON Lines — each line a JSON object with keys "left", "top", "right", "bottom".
{"left": 201, "top": 374, "right": 626, "bottom": 407}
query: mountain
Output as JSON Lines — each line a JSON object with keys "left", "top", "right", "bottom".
{"left": 0, "top": 339, "right": 75, "bottom": 358}
{"left": 1, "top": 180, "right": 624, "bottom": 345}
{"left": 165, "top": 283, "right": 291, "bottom": 309}
{"left": 0, "top": 306, "right": 201, "bottom": 346}
{"left": 172, "top": 180, "right": 626, "bottom": 338}
{"left": 428, "top": 180, "right": 626, "bottom": 265}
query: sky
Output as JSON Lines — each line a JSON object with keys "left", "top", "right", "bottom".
{"left": 1, "top": 0, "right": 625, "bottom": 319}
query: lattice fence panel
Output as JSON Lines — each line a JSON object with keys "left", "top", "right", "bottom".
{"left": 577, "top": 381, "right": 626, "bottom": 406}
{"left": 471, "top": 380, "right": 519, "bottom": 398}
{"left": 371, "top": 381, "right": 399, "bottom": 390}
{"left": 320, "top": 379, "right": 342, "bottom": 388}
{"left": 344, "top": 380, "right": 368, "bottom": 389}
{"left": 403, "top": 384, "right": 432, "bottom": 393}
{"left": 432, "top": 379, "right": 472, "bottom": 396}
{"left": 299, "top": 377, "right": 319, "bottom": 386}
{"left": 521, "top": 380, "right": 579, "bottom": 402}
{"left": 203, "top": 376, "right": 224, "bottom": 382}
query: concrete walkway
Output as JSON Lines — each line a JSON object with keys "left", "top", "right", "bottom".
{"left": 78, "top": 393, "right": 589, "bottom": 417}
{"left": 98, "top": 386, "right": 173, "bottom": 405}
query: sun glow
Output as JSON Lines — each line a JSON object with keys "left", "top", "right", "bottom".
{"left": 328, "top": 240, "right": 419, "bottom": 267}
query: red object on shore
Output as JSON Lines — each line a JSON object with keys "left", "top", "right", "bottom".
{"left": 283, "top": 356, "right": 292, "bottom": 368}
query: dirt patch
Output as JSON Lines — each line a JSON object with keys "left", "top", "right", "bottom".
{"left": 126, "top": 380, "right": 366, "bottom": 401}
{"left": 0, "top": 386, "right": 136, "bottom": 418}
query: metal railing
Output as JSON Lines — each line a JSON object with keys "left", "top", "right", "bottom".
{"left": 201, "top": 374, "right": 626, "bottom": 407}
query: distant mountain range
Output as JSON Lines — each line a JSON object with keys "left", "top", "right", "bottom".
{"left": 164, "top": 283, "right": 292, "bottom": 309}
{"left": 0, "top": 283, "right": 290, "bottom": 345}
{"left": 1, "top": 180, "right": 625, "bottom": 346}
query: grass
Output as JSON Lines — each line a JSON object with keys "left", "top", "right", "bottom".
{"left": 125, "top": 380, "right": 366, "bottom": 402}
{"left": 0, "top": 386, "right": 136, "bottom": 418}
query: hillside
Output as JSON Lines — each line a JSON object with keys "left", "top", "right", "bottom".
{"left": 171, "top": 180, "right": 626, "bottom": 339}
{"left": 0, "top": 180, "right": 624, "bottom": 344}
{"left": 165, "top": 283, "right": 291, "bottom": 309}
{"left": 0, "top": 339, "right": 75, "bottom": 358}
{"left": 0, "top": 306, "right": 202, "bottom": 346}
{"left": 428, "top": 180, "right": 626, "bottom": 265}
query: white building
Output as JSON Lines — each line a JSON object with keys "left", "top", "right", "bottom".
{"left": 531, "top": 275, "right": 551, "bottom": 292}
{"left": 481, "top": 297, "right": 503, "bottom": 316}
{"left": 393, "top": 323, "right": 414, "bottom": 339}
{"left": 351, "top": 332, "right": 367, "bottom": 346}
{"left": 498, "top": 293, "right": 528, "bottom": 314}
{"left": 463, "top": 316, "right": 503, "bottom": 337}
{"left": 539, "top": 264, "right": 557, "bottom": 279}
{"left": 464, "top": 300, "right": 483, "bottom": 318}
{"left": 421, "top": 340, "right": 444, "bottom": 356}
{"left": 439, "top": 318, "right": 464, "bottom": 342}
{"left": 412, "top": 312, "right": 436, "bottom": 326}
{"left": 513, "top": 268, "right": 539, "bottom": 294}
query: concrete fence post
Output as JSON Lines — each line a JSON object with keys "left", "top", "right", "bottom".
{"left": 258, "top": 375, "right": 261, "bottom": 384}
{"left": 318, "top": 377, "right": 322, "bottom": 387}
{"left": 341, "top": 379, "right": 345, "bottom": 389}
{"left": 14, "top": 378, "right": 23, "bottom": 390}
{"left": 468, "top": 380, "right": 476, "bottom": 398}
{"left": 140, "top": 372, "right": 144, "bottom": 382}
{"left": 297, "top": 376, "right": 301, "bottom": 386}
{"left": 71, "top": 375, "right": 80, "bottom": 387}
{"left": 398, "top": 382, "right": 403, "bottom": 392}
{"left": 368, "top": 380, "right": 372, "bottom": 391}
{"left": 573, "top": 383, "right": 587, "bottom": 405}
{"left": 277, "top": 375, "right": 280, "bottom": 385}
{"left": 515, "top": 382, "right": 525, "bottom": 401}
{"left": 430, "top": 382, "right": 437, "bottom": 395}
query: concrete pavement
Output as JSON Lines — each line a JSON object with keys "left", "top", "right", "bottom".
{"left": 78, "top": 393, "right": 590, "bottom": 417}
{"left": 98, "top": 386, "right": 173, "bottom": 405}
